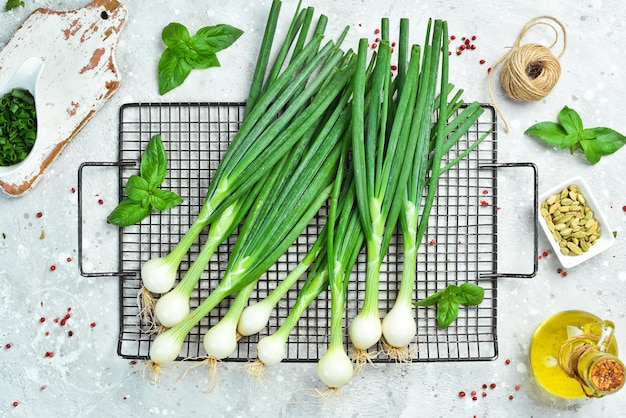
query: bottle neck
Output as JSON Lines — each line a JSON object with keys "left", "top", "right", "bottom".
{"left": 575, "top": 346, "right": 625, "bottom": 397}
{"left": 559, "top": 328, "right": 626, "bottom": 398}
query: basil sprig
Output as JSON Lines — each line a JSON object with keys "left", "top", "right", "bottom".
{"left": 414, "top": 283, "right": 485, "bottom": 329}
{"left": 158, "top": 22, "right": 243, "bottom": 95}
{"left": 107, "top": 135, "right": 182, "bottom": 227}
{"left": 5, "top": 0, "right": 25, "bottom": 11}
{"left": 525, "top": 106, "right": 626, "bottom": 164}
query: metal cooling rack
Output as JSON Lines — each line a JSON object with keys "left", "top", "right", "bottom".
{"left": 81, "top": 101, "right": 505, "bottom": 363}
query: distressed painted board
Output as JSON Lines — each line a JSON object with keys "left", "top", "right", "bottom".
{"left": 0, "top": 0, "right": 127, "bottom": 197}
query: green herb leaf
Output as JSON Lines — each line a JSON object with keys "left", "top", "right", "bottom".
{"left": 526, "top": 106, "right": 626, "bottom": 164}
{"left": 558, "top": 106, "right": 584, "bottom": 136}
{"left": 185, "top": 51, "right": 220, "bottom": 70}
{"left": 157, "top": 22, "right": 242, "bottom": 95}
{"left": 436, "top": 295, "right": 459, "bottom": 329}
{"left": 108, "top": 134, "right": 182, "bottom": 227}
{"left": 458, "top": 283, "right": 485, "bottom": 306}
{"left": 5, "top": 0, "right": 25, "bottom": 11}
{"left": 106, "top": 198, "right": 152, "bottom": 227}
{"left": 414, "top": 290, "right": 443, "bottom": 307}
{"left": 416, "top": 283, "right": 485, "bottom": 329}
{"left": 158, "top": 48, "right": 193, "bottom": 95}
{"left": 162, "top": 22, "right": 191, "bottom": 48}
{"left": 149, "top": 188, "right": 183, "bottom": 211}
{"left": 140, "top": 135, "right": 168, "bottom": 186}
{"left": 525, "top": 122, "right": 569, "bottom": 148}
{"left": 192, "top": 24, "right": 244, "bottom": 54}
{"left": 125, "top": 174, "right": 150, "bottom": 202}
{"left": 580, "top": 127, "right": 626, "bottom": 164}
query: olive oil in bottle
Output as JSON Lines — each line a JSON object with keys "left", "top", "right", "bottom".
{"left": 529, "top": 310, "right": 625, "bottom": 399}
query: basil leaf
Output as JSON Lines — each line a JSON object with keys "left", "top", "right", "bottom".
{"left": 125, "top": 174, "right": 150, "bottom": 201}
{"left": 158, "top": 48, "right": 193, "bottom": 95}
{"left": 149, "top": 188, "right": 183, "bottom": 211}
{"left": 140, "top": 135, "right": 168, "bottom": 186}
{"left": 162, "top": 22, "right": 190, "bottom": 48}
{"left": 436, "top": 295, "right": 459, "bottom": 329}
{"left": 581, "top": 127, "right": 626, "bottom": 159}
{"left": 579, "top": 127, "right": 626, "bottom": 164}
{"left": 525, "top": 122, "right": 569, "bottom": 148}
{"left": 5, "top": 0, "right": 25, "bottom": 11}
{"left": 458, "top": 283, "right": 485, "bottom": 306}
{"left": 186, "top": 51, "right": 220, "bottom": 70}
{"left": 558, "top": 106, "right": 584, "bottom": 136}
{"left": 414, "top": 290, "right": 444, "bottom": 307}
{"left": 107, "top": 198, "right": 152, "bottom": 227}
{"left": 193, "top": 24, "right": 244, "bottom": 53}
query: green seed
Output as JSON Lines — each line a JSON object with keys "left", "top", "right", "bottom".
{"left": 567, "top": 242, "right": 583, "bottom": 255}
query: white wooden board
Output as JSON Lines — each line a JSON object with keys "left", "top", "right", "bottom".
{"left": 0, "top": 0, "right": 127, "bottom": 196}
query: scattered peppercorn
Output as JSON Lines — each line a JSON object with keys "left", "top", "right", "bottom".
{"left": 13, "top": 401, "right": 19, "bottom": 407}
{"left": 490, "top": 383, "right": 497, "bottom": 389}
{"left": 40, "top": 317, "right": 46, "bottom": 323}
{"left": 49, "top": 265, "right": 56, "bottom": 271}
{"left": 98, "top": 199, "right": 104, "bottom": 205}
{"left": 505, "top": 358, "right": 511, "bottom": 365}
{"left": 36, "top": 211, "right": 43, "bottom": 218}
{"left": 68, "top": 330, "right": 74, "bottom": 337}
{"left": 479, "top": 59, "right": 486, "bottom": 64}
{"left": 5, "top": 343, "right": 11, "bottom": 349}
{"left": 459, "top": 391, "right": 466, "bottom": 397}
{"left": 90, "top": 322, "right": 97, "bottom": 328}
{"left": 509, "top": 395, "right": 514, "bottom": 400}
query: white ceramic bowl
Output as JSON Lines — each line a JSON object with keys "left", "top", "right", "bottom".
{"left": 0, "top": 57, "right": 44, "bottom": 178}
{"left": 537, "top": 176, "right": 615, "bottom": 269}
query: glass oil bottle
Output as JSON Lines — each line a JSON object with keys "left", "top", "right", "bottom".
{"left": 529, "top": 310, "right": 625, "bottom": 400}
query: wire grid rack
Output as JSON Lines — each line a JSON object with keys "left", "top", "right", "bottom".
{"left": 113, "top": 102, "right": 499, "bottom": 362}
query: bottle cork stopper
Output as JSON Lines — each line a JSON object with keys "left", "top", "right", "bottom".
{"left": 591, "top": 359, "right": 625, "bottom": 392}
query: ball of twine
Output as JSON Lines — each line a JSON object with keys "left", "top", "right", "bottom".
{"left": 500, "top": 43, "right": 561, "bottom": 101}
{"left": 488, "top": 16, "right": 567, "bottom": 133}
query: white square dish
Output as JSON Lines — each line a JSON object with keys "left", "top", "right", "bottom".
{"left": 537, "top": 176, "right": 615, "bottom": 269}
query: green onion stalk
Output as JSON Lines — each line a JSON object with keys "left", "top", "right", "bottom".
{"left": 147, "top": 54, "right": 357, "bottom": 375}
{"left": 348, "top": 19, "right": 439, "bottom": 364}
{"left": 150, "top": 3, "right": 337, "bottom": 329}
{"left": 382, "top": 21, "right": 492, "bottom": 359}
{"left": 140, "top": 0, "right": 343, "bottom": 299}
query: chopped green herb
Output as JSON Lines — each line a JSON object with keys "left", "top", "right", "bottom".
{"left": 525, "top": 106, "right": 626, "bottom": 164}
{"left": 158, "top": 22, "right": 243, "bottom": 95}
{"left": 0, "top": 88, "right": 37, "bottom": 166}
{"left": 107, "top": 135, "right": 182, "bottom": 226}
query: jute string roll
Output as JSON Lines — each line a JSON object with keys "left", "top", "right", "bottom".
{"left": 488, "top": 16, "right": 567, "bottom": 133}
